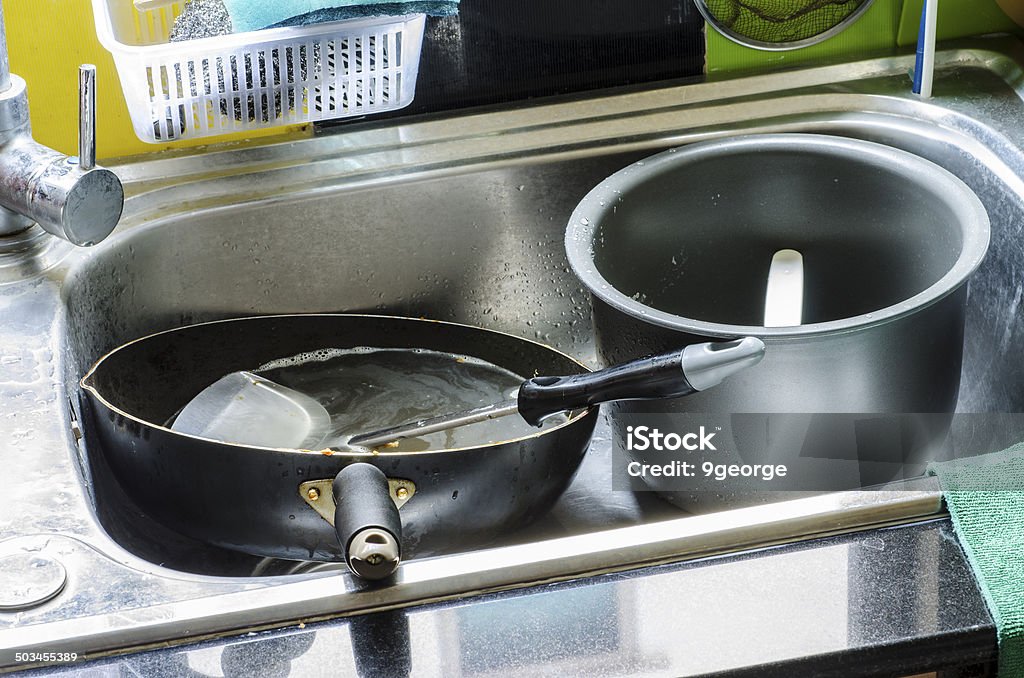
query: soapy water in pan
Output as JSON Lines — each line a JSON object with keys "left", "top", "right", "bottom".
{"left": 250, "top": 347, "right": 567, "bottom": 452}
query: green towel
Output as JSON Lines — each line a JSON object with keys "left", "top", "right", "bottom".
{"left": 929, "top": 444, "right": 1024, "bottom": 678}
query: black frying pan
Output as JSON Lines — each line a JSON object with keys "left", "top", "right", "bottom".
{"left": 81, "top": 314, "right": 752, "bottom": 580}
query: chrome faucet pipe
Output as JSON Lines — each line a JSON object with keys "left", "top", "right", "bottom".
{"left": 79, "top": 65, "right": 96, "bottom": 170}
{"left": 0, "top": 0, "right": 122, "bottom": 246}
{"left": 0, "top": 3, "right": 10, "bottom": 93}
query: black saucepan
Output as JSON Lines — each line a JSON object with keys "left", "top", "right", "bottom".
{"left": 81, "top": 314, "right": 757, "bottom": 580}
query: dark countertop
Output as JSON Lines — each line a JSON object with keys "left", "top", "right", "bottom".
{"left": 25, "top": 518, "right": 996, "bottom": 677}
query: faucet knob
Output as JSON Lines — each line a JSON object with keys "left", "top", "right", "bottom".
{"left": 79, "top": 65, "right": 96, "bottom": 171}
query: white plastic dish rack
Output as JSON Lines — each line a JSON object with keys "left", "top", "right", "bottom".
{"left": 92, "top": 0, "right": 426, "bottom": 143}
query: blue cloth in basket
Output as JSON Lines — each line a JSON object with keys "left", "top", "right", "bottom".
{"left": 223, "top": 0, "right": 459, "bottom": 32}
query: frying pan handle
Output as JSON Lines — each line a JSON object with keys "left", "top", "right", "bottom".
{"left": 517, "top": 350, "right": 696, "bottom": 426}
{"left": 333, "top": 463, "right": 402, "bottom": 581}
{"left": 516, "top": 337, "right": 765, "bottom": 426}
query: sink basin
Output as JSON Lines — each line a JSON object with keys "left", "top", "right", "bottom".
{"left": 4, "top": 39, "right": 1024, "bottom": 665}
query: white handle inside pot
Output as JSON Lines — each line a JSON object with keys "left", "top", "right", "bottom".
{"left": 764, "top": 249, "right": 804, "bottom": 328}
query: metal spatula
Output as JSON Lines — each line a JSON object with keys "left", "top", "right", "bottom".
{"left": 171, "top": 371, "right": 331, "bottom": 449}
{"left": 347, "top": 337, "right": 765, "bottom": 449}
{"left": 172, "top": 337, "right": 765, "bottom": 452}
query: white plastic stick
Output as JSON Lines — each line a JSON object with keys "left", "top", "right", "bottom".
{"left": 919, "top": 0, "right": 939, "bottom": 99}
{"left": 764, "top": 249, "right": 804, "bottom": 327}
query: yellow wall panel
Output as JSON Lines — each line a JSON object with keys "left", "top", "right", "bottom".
{"left": 4, "top": 0, "right": 310, "bottom": 160}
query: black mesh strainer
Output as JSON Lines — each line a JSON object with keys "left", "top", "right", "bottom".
{"left": 695, "top": 0, "right": 874, "bottom": 50}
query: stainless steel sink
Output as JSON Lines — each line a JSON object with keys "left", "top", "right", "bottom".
{"left": 4, "top": 38, "right": 1024, "bottom": 666}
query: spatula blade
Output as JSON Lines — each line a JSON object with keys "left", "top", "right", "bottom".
{"left": 171, "top": 371, "right": 330, "bottom": 449}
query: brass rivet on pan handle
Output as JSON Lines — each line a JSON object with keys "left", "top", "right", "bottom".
{"left": 299, "top": 477, "right": 417, "bottom": 526}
